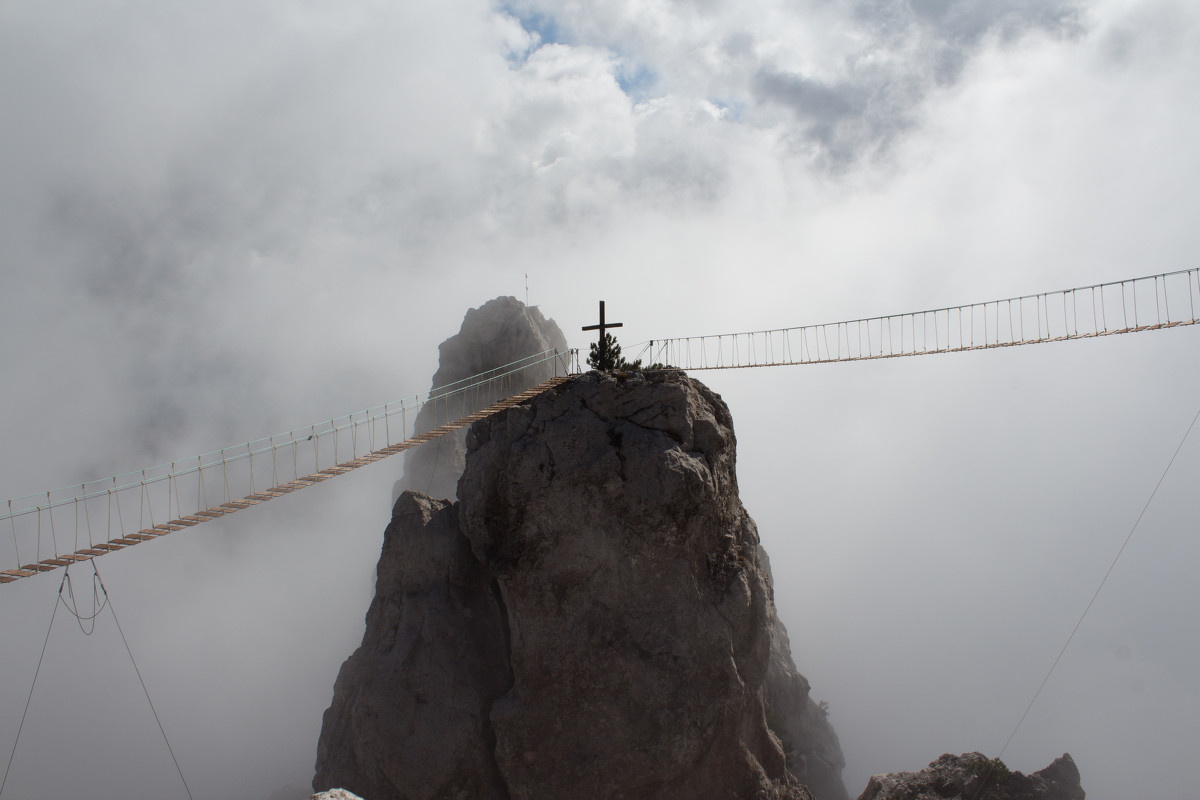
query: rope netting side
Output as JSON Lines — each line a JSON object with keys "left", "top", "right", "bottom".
{"left": 641, "top": 268, "right": 1199, "bottom": 371}
{"left": 1, "top": 349, "right": 579, "bottom": 584}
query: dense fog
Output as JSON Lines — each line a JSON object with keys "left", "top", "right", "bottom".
{"left": 1, "top": 1, "right": 1198, "bottom": 798}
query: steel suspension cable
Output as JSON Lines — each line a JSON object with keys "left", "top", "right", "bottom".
{"left": 94, "top": 563, "right": 195, "bottom": 800}
{"left": 0, "top": 572, "right": 66, "bottom": 797}
{"left": 994, "top": 399, "right": 1200, "bottom": 765}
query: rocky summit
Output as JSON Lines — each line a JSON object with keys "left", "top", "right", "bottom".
{"left": 857, "top": 752, "right": 1085, "bottom": 800}
{"left": 315, "top": 369, "right": 847, "bottom": 800}
{"left": 393, "top": 296, "right": 568, "bottom": 502}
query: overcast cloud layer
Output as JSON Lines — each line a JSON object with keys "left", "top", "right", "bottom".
{"left": 1, "top": 1, "right": 1198, "bottom": 798}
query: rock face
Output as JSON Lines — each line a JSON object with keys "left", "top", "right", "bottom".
{"left": 313, "top": 493, "right": 512, "bottom": 799}
{"left": 394, "top": 296, "right": 568, "bottom": 502}
{"left": 317, "top": 370, "right": 847, "bottom": 800}
{"left": 857, "top": 752, "right": 1085, "bottom": 800}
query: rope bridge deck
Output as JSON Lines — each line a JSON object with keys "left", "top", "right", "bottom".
{"left": 2, "top": 351, "right": 578, "bottom": 587}
{"left": 635, "top": 268, "right": 1200, "bottom": 370}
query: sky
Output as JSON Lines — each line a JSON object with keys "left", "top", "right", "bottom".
{"left": 1, "top": 0, "right": 1198, "bottom": 798}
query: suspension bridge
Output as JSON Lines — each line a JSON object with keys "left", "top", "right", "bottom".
{"left": 2, "top": 267, "right": 1197, "bottom": 587}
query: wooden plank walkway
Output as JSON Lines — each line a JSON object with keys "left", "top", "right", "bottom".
{"left": 0, "top": 375, "right": 571, "bottom": 586}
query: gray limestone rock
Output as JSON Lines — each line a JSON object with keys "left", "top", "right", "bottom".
{"left": 394, "top": 296, "right": 568, "bottom": 502}
{"left": 313, "top": 493, "right": 512, "bottom": 800}
{"left": 856, "top": 752, "right": 1085, "bottom": 800}
{"left": 457, "top": 370, "right": 807, "bottom": 799}
{"left": 317, "top": 369, "right": 846, "bottom": 800}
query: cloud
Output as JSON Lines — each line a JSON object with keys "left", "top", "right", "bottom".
{"left": 497, "top": 0, "right": 1085, "bottom": 168}
{"left": 1, "top": 0, "right": 1198, "bottom": 798}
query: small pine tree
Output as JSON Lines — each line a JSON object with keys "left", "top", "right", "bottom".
{"left": 587, "top": 332, "right": 642, "bottom": 372}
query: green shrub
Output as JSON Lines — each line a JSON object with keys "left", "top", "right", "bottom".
{"left": 967, "top": 755, "right": 1011, "bottom": 785}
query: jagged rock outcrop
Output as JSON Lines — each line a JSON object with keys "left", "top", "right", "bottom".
{"left": 317, "top": 369, "right": 846, "bottom": 800}
{"left": 394, "top": 296, "right": 568, "bottom": 502}
{"left": 857, "top": 752, "right": 1085, "bottom": 800}
{"left": 313, "top": 493, "right": 512, "bottom": 799}
{"left": 308, "top": 791, "right": 364, "bottom": 800}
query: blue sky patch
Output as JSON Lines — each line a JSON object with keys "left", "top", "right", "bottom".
{"left": 502, "top": 5, "right": 568, "bottom": 46}
{"left": 617, "top": 63, "right": 657, "bottom": 101}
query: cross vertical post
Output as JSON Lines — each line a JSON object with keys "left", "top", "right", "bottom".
{"left": 582, "top": 301, "right": 623, "bottom": 370}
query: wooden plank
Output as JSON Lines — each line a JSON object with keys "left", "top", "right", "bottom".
{"left": 34, "top": 556, "right": 83, "bottom": 568}
{"left": 196, "top": 510, "right": 226, "bottom": 518}
{"left": 125, "top": 533, "right": 157, "bottom": 541}
{"left": 113, "top": 537, "right": 143, "bottom": 545}
{"left": 246, "top": 493, "right": 276, "bottom": 501}
{"left": 220, "top": 502, "right": 252, "bottom": 510}
{"left": 169, "top": 518, "right": 198, "bottom": 527}
{"left": 180, "top": 515, "right": 209, "bottom": 523}
{"left": 77, "top": 549, "right": 108, "bottom": 556}
{"left": 138, "top": 528, "right": 167, "bottom": 536}
{"left": 1, "top": 568, "right": 36, "bottom": 578}
{"left": 153, "top": 523, "right": 184, "bottom": 531}
{"left": 94, "top": 543, "right": 125, "bottom": 551}
{"left": 0, "top": 575, "right": 16, "bottom": 583}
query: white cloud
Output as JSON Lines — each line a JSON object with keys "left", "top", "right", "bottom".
{"left": 1, "top": 0, "right": 1198, "bottom": 798}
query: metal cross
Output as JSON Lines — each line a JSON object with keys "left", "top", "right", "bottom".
{"left": 582, "top": 300, "right": 623, "bottom": 367}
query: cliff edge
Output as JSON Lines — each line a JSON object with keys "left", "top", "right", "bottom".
{"left": 316, "top": 370, "right": 845, "bottom": 799}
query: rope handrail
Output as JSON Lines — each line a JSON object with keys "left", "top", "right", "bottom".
{"left": 424, "top": 350, "right": 563, "bottom": 397}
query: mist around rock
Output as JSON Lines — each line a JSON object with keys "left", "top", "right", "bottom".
{"left": 392, "top": 296, "right": 568, "bottom": 502}
{"left": 312, "top": 298, "right": 1086, "bottom": 800}
{"left": 316, "top": 369, "right": 847, "bottom": 799}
